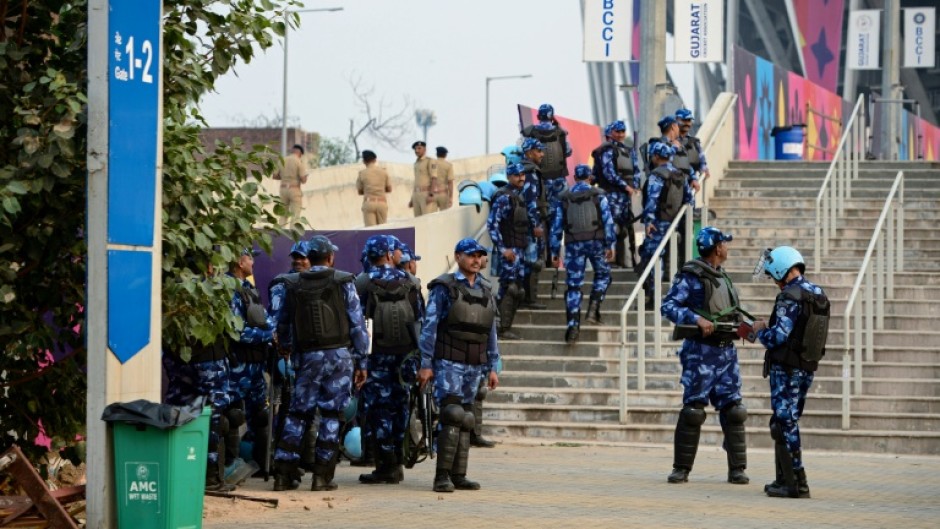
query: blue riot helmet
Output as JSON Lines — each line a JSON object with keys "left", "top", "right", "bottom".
{"left": 343, "top": 395, "right": 359, "bottom": 422}
{"left": 501, "top": 145, "right": 524, "bottom": 165}
{"left": 478, "top": 180, "right": 498, "bottom": 202}
{"left": 458, "top": 180, "right": 484, "bottom": 212}
{"left": 537, "top": 103, "right": 555, "bottom": 121}
{"left": 489, "top": 171, "right": 509, "bottom": 188}
{"left": 343, "top": 426, "right": 363, "bottom": 460}
{"left": 763, "top": 246, "right": 806, "bottom": 281}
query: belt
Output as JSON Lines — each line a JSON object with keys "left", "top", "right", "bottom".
{"left": 280, "top": 183, "right": 301, "bottom": 188}
{"left": 364, "top": 196, "right": 387, "bottom": 203}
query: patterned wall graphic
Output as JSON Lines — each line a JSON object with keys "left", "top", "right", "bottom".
{"left": 736, "top": 45, "right": 940, "bottom": 161}
{"left": 791, "top": 0, "right": 844, "bottom": 93}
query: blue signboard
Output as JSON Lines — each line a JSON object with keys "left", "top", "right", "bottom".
{"left": 108, "top": 0, "right": 160, "bottom": 246}
{"left": 108, "top": 250, "right": 153, "bottom": 364}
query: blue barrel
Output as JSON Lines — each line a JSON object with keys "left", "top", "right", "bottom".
{"left": 771, "top": 125, "right": 805, "bottom": 160}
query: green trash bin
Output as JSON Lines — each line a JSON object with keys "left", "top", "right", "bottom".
{"left": 112, "top": 406, "right": 210, "bottom": 529}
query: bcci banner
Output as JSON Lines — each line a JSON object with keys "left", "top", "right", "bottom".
{"left": 673, "top": 0, "right": 724, "bottom": 62}
{"left": 583, "top": 0, "right": 633, "bottom": 62}
{"left": 847, "top": 9, "right": 881, "bottom": 70}
{"left": 904, "top": 8, "right": 936, "bottom": 68}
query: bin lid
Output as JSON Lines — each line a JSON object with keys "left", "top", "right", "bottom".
{"left": 101, "top": 397, "right": 207, "bottom": 430}
{"left": 770, "top": 124, "right": 807, "bottom": 136}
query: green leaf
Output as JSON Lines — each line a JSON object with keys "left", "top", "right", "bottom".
{"left": 6, "top": 181, "right": 28, "bottom": 195}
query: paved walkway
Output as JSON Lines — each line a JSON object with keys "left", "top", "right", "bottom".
{"left": 204, "top": 439, "right": 940, "bottom": 529}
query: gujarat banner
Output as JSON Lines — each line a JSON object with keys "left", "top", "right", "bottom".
{"left": 673, "top": 0, "right": 724, "bottom": 62}
{"left": 846, "top": 9, "right": 881, "bottom": 70}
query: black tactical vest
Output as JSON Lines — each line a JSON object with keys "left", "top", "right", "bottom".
{"left": 560, "top": 187, "right": 605, "bottom": 242}
{"left": 681, "top": 135, "right": 703, "bottom": 172}
{"left": 366, "top": 276, "right": 419, "bottom": 355}
{"left": 232, "top": 284, "right": 270, "bottom": 363}
{"left": 766, "top": 284, "right": 830, "bottom": 372}
{"left": 650, "top": 166, "right": 686, "bottom": 222}
{"left": 285, "top": 268, "right": 353, "bottom": 351}
{"left": 591, "top": 142, "right": 635, "bottom": 192}
{"left": 495, "top": 187, "right": 530, "bottom": 249}
{"left": 429, "top": 274, "right": 496, "bottom": 365}
{"left": 522, "top": 125, "right": 569, "bottom": 180}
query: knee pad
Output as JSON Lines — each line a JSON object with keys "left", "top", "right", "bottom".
{"left": 680, "top": 405, "right": 707, "bottom": 426}
{"left": 440, "top": 404, "right": 465, "bottom": 427}
{"left": 475, "top": 384, "right": 488, "bottom": 401}
{"left": 225, "top": 407, "right": 246, "bottom": 428}
{"left": 212, "top": 415, "right": 230, "bottom": 437}
{"left": 461, "top": 410, "right": 476, "bottom": 432}
{"left": 722, "top": 402, "right": 748, "bottom": 425}
{"left": 769, "top": 421, "right": 784, "bottom": 442}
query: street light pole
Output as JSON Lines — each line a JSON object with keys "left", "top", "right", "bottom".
{"left": 484, "top": 74, "right": 532, "bottom": 154}
{"left": 281, "top": 7, "right": 343, "bottom": 157}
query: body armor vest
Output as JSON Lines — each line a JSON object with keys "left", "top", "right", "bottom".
{"left": 591, "top": 142, "right": 635, "bottom": 192}
{"left": 682, "top": 260, "right": 741, "bottom": 343}
{"left": 429, "top": 274, "right": 496, "bottom": 365}
{"left": 651, "top": 166, "right": 686, "bottom": 222}
{"left": 766, "top": 284, "right": 830, "bottom": 372}
{"left": 523, "top": 125, "right": 569, "bottom": 180}
{"left": 560, "top": 188, "right": 605, "bottom": 242}
{"left": 366, "top": 276, "right": 419, "bottom": 354}
{"left": 496, "top": 188, "right": 530, "bottom": 249}
{"left": 286, "top": 268, "right": 353, "bottom": 351}
{"left": 682, "top": 135, "right": 703, "bottom": 171}
{"left": 232, "top": 284, "right": 269, "bottom": 363}
{"left": 522, "top": 160, "right": 548, "bottom": 218}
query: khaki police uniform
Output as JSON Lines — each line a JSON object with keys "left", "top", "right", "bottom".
{"left": 412, "top": 156, "right": 439, "bottom": 217}
{"left": 432, "top": 158, "right": 455, "bottom": 211}
{"left": 277, "top": 154, "right": 307, "bottom": 225}
{"left": 356, "top": 164, "right": 391, "bottom": 226}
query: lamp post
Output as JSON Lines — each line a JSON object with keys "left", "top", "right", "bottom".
{"left": 485, "top": 74, "right": 532, "bottom": 154}
{"left": 281, "top": 7, "right": 343, "bottom": 157}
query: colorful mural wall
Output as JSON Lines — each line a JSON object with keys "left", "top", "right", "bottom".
{"left": 734, "top": 46, "right": 940, "bottom": 161}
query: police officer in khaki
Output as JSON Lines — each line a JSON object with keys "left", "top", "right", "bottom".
{"left": 410, "top": 141, "right": 439, "bottom": 217}
{"left": 433, "top": 146, "right": 455, "bottom": 211}
{"left": 356, "top": 150, "right": 391, "bottom": 226}
{"left": 276, "top": 144, "right": 308, "bottom": 226}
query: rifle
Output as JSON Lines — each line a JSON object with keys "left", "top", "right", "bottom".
{"left": 261, "top": 345, "right": 276, "bottom": 481}
{"left": 672, "top": 320, "right": 757, "bottom": 343}
{"left": 625, "top": 218, "right": 638, "bottom": 269}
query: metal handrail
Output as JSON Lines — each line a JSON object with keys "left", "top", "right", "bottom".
{"left": 814, "top": 95, "right": 866, "bottom": 273}
{"left": 699, "top": 94, "right": 738, "bottom": 225}
{"left": 840, "top": 170, "right": 904, "bottom": 428}
{"left": 617, "top": 204, "right": 693, "bottom": 423}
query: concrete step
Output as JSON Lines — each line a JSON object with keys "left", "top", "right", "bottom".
{"left": 726, "top": 160, "right": 940, "bottom": 171}
{"left": 711, "top": 217, "right": 940, "bottom": 230}
{"left": 714, "top": 188, "right": 940, "bottom": 199}
{"left": 707, "top": 197, "right": 939, "bottom": 211}
{"left": 483, "top": 420, "right": 940, "bottom": 454}
{"left": 488, "top": 387, "right": 940, "bottom": 414}
{"left": 719, "top": 175, "right": 940, "bottom": 188}
{"left": 483, "top": 403, "right": 940, "bottom": 432}
{"left": 496, "top": 370, "right": 940, "bottom": 396}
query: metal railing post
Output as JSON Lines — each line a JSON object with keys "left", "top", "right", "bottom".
{"left": 854, "top": 302, "right": 863, "bottom": 395}
{"left": 841, "top": 352, "right": 851, "bottom": 430}
{"left": 654, "top": 257, "right": 662, "bottom": 358}
{"left": 876, "top": 235, "right": 885, "bottom": 329}
{"left": 814, "top": 202, "right": 821, "bottom": 274}
{"left": 886, "top": 203, "right": 895, "bottom": 299}
{"left": 898, "top": 177, "right": 905, "bottom": 272}
{"left": 864, "top": 262, "right": 874, "bottom": 362}
{"left": 638, "top": 290, "right": 646, "bottom": 392}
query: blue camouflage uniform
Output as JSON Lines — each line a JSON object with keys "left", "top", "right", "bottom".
{"left": 758, "top": 275, "right": 822, "bottom": 471}
{"left": 640, "top": 151, "right": 694, "bottom": 299}
{"left": 163, "top": 352, "right": 231, "bottom": 467}
{"left": 597, "top": 133, "right": 640, "bottom": 228}
{"left": 487, "top": 177, "right": 531, "bottom": 300}
{"left": 661, "top": 226, "right": 749, "bottom": 484}
{"left": 549, "top": 176, "right": 616, "bottom": 330}
{"left": 269, "top": 265, "right": 369, "bottom": 472}
{"left": 226, "top": 274, "right": 275, "bottom": 465}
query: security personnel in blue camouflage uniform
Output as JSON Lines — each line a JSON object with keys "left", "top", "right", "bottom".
{"left": 661, "top": 227, "right": 749, "bottom": 485}
{"left": 592, "top": 120, "right": 640, "bottom": 269}
{"left": 357, "top": 236, "right": 425, "bottom": 485}
{"left": 755, "top": 246, "right": 828, "bottom": 499}
{"left": 520, "top": 138, "right": 548, "bottom": 310}
{"left": 658, "top": 114, "right": 701, "bottom": 265}
{"left": 226, "top": 250, "right": 276, "bottom": 470}
{"left": 640, "top": 141, "right": 693, "bottom": 304}
{"left": 676, "top": 109, "right": 709, "bottom": 184}
{"left": 521, "top": 103, "right": 572, "bottom": 182}
{"left": 288, "top": 240, "right": 310, "bottom": 273}
{"left": 163, "top": 261, "right": 236, "bottom": 491}
{"left": 488, "top": 163, "right": 534, "bottom": 340}
{"left": 417, "top": 238, "right": 500, "bottom": 493}
{"left": 269, "top": 235, "right": 369, "bottom": 491}
{"left": 549, "top": 164, "right": 616, "bottom": 344}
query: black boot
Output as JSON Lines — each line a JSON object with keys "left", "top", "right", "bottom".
{"left": 497, "top": 285, "right": 522, "bottom": 340}
{"left": 311, "top": 450, "right": 339, "bottom": 491}
{"left": 523, "top": 268, "right": 547, "bottom": 310}
{"left": 795, "top": 467, "right": 811, "bottom": 498}
{"left": 613, "top": 231, "right": 627, "bottom": 269}
{"left": 720, "top": 404, "right": 749, "bottom": 485}
{"left": 433, "top": 424, "right": 460, "bottom": 493}
{"left": 565, "top": 308, "right": 580, "bottom": 344}
{"left": 206, "top": 439, "right": 236, "bottom": 492}
{"left": 272, "top": 459, "right": 301, "bottom": 491}
{"left": 764, "top": 448, "right": 784, "bottom": 493}
{"left": 359, "top": 449, "right": 402, "bottom": 484}
{"left": 451, "top": 428, "right": 481, "bottom": 490}
{"left": 668, "top": 406, "right": 705, "bottom": 483}
{"left": 251, "top": 422, "right": 271, "bottom": 478}
{"left": 298, "top": 426, "right": 318, "bottom": 472}
{"left": 765, "top": 443, "right": 799, "bottom": 498}
{"left": 584, "top": 293, "right": 603, "bottom": 325}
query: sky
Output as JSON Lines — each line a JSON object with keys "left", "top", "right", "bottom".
{"left": 200, "top": 0, "right": 694, "bottom": 163}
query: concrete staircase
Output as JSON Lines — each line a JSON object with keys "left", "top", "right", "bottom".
{"left": 484, "top": 161, "right": 940, "bottom": 455}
